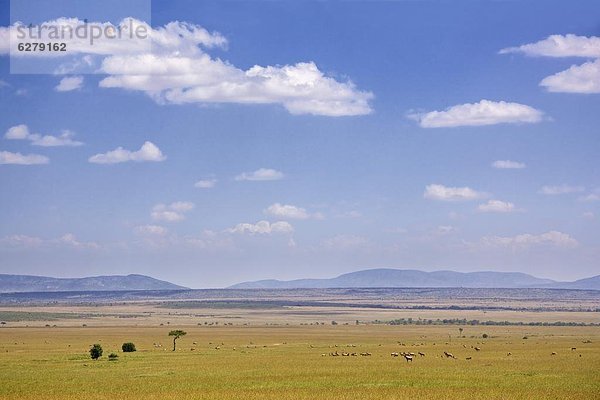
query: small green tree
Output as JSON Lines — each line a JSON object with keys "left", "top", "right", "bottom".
{"left": 458, "top": 327, "right": 464, "bottom": 336}
{"left": 169, "top": 330, "right": 187, "bottom": 351}
{"left": 482, "top": 333, "right": 488, "bottom": 339}
{"left": 122, "top": 342, "right": 136, "bottom": 352}
{"left": 90, "top": 344, "right": 103, "bottom": 360}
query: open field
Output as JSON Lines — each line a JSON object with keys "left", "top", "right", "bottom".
{"left": 1, "top": 324, "right": 599, "bottom": 400}
{"left": 1, "top": 288, "right": 599, "bottom": 399}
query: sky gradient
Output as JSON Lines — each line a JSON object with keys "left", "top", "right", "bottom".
{"left": 0, "top": 0, "right": 599, "bottom": 288}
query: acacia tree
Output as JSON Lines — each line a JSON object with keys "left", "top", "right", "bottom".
{"left": 168, "top": 330, "right": 187, "bottom": 351}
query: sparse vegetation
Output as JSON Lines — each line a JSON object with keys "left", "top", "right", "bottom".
{"left": 121, "top": 342, "right": 136, "bottom": 352}
{"left": 89, "top": 344, "right": 103, "bottom": 360}
{"left": 108, "top": 353, "right": 118, "bottom": 361}
{"left": 168, "top": 330, "right": 186, "bottom": 351}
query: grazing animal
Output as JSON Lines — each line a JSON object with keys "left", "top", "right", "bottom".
{"left": 391, "top": 352, "right": 399, "bottom": 357}
{"left": 474, "top": 347, "right": 481, "bottom": 351}
{"left": 418, "top": 352, "right": 425, "bottom": 357}
{"left": 507, "top": 352, "right": 512, "bottom": 356}
{"left": 571, "top": 347, "right": 577, "bottom": 351}
{"left": 466, "top": 357, "right": 472, "bottom": 360}
{"left": 444, "top": 351, "right": 456, "bottom": 359}
{"left": 551, "top": 352, "right": 557, "bottom": 355}
{"left": 404, "top": 355, "right": 413, "bottom": 362}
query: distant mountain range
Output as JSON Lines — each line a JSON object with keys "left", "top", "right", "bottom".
{"left": 229, "top": 268, "right": 600, "bottom": 290}
{"left": 0, "top": 274, "right": 187, "bottom": 293}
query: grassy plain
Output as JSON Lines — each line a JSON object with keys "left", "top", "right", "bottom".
{"left": 1, "top": 316, "right": 599, "bottom": 399}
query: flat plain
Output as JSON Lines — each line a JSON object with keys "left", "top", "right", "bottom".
{"left": 0, "top": 288, "right": 599, "bottom": 399}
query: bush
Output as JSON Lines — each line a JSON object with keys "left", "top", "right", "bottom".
{"left": 331, "top": 321, "right": 338, "bottom": 325}
{"left": 90, "top": 344, "right": 103, "bottom": 360}
{"left": 482, "top": 333, "right": 488, "bottom": 339}
{"left": 122, "top": 342, "right": 136, "bottom": 352}
{"left": 108, "top": 353, "right": 119, "bottom": 361}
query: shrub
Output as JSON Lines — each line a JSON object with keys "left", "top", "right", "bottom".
{"left": 482, "top": 333, "right": 488, "bottom": 339}
{"left": 331, "top": 321, "right": 338, "bottom": 325}
{"left": 122, "top": 342, "right": 136, "bottom": 352}
{"left": 90, "top": 344, "right": 103, "bottom": 360}
{"left": 108, "top": 353, "right": 118, "bottom": 361}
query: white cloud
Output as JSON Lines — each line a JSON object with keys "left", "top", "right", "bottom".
{"left": 55, "top": 76, "right": 84, "bottom": 92}
{"left": 499, "top": 34, "right": 600, "bottom": 58}
{"left": 582, "top": 212, "right": 595, "bottom": 220}
{"left": 539, "top": 185, "right": 585, "bottom": 195}
{"left": 0, "top": 233, "right": 98, "bottom": 249}
{"left": 322, "top": 234, "right": 370, "bottom": 249}
{"left": 477, "top": 200, "right": 516, "bottom": 213}
{"left": 409, "top": 100, "right": 544, "bottom": 128}
{"left": 540, "top": 59, "right": 600, "bottom": 93}
{"left": 0, "top": 150, "right": 49, "bottom": 165}
{"left": 57, "top": 233, "right": 99, "bottom": 249}
{"left": 480, "top": 230, "right": 578, "bottom": 249}
{"left": 4, "top": 124, "right": 83, "bottom": 147}
{"left": 492, "top": 160, "right": 526, "bottom": 169}
{"left": 579, "top": 193, "right": 600, "bottom": 202}
{"left": 194, "top": 178, "right": 217, "bottom": 188}
{"left": 227, "top": 220, "right": 294, "bottom": 235}
{"left": 264, "top": 203, "right": 312, "bottom": 220}
{"left": 134, "top": 225, "right": 168, "bottom": 236}
{"left": 235, "top": 168, "right": 284, "bottom": 181}
{"left": 434, "top": 225, "right": 456, "bottom": 235}
{"left": 1, "top": 18, "right": 373, "bottom": 116}
{"left": 151, "top": 201, "right": 194, "bottom": 222}
{"left": 424, "top": 184, "right": 486, "bottom": 202}
{"left": 89, "top": 141, "right": 166, "bottom": 164}
{"left": 500, "top": 35, "right": 600, "bottom": 94}
{"left": 0, "top": 234, "right": 44, "bottom": 247}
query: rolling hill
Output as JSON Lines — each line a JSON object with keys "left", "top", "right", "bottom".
{"left": 229, "top": 268, "right": 600, "bottom": 290}
{"left": 0, "top": 274, "right": 188, "bottom": 293}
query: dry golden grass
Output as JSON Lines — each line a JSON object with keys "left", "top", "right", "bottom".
{"left": 1, "top": 323, "right": 599, "bottom": 399}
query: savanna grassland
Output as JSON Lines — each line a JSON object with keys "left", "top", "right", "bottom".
{"left": 0, "top": 288, "right": 599, "bottom": 399}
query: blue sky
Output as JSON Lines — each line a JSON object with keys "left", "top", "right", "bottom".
{"left": 0, "top": 0, "right": 598, "bottom": 287}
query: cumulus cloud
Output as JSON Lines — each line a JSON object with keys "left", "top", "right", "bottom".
{"left": 194, "top": 178, "right": 217, "bottom": 188}
{"left": 477, "top": 200, "right": 516, "bottom": 213}
{"left": 424, "top": 184, "right": 487, "bottom": 202}
{"left": 480, "top": 230, "right": 578, "bottom": 249}
{"left": 539, "top": 185, "right": 585, "bottom": 195}
{"left": 500, "top": 34, "right": 600, "bottom": 94}
{"left": 409, "top": 100, "right": 544, "bottom": 128}
{"left": 235, "top": 168, "right": 284, "bottom": 181}
{"left": 151, "top": 201, "right": 194, "bottom": 222}
{"left": 492, "top": 160, "right": 526, "bottom": 169}
{"left": 0, "top": 150, "right": 49, "bottom": 165}
{"left": 55, "top": 76, "right": 84, "bottom": 92}
{"left": 88, "top": 141, "right": 165, "bottom": 164}
{"left": 57, "top": 233, "right": 100, "bottom": 249}
{"left": 540, "top": 59, "right": 600, "bottom": 93}
{"left": 499, "top": 34, "right": 600, "bottom": 58}
{"left": 134, "top": 225, "right": 168, "bottom": 235}
{"left": 322, "top": 234, "right": 370, "bottom": 249}
{"left": 264, "top": 203, "right": 312, "bottom": 220}
{"left": 0, "top": 18, "right": 373, "bottom": 116}
{"left": 4, "top": 124, "right": 83, "bottom": 146}
{"left": 0, "top": 233, "right": 98, "bottom": 249}
{"left": 227, "top": 220, "right": 293, "bottom": 235}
